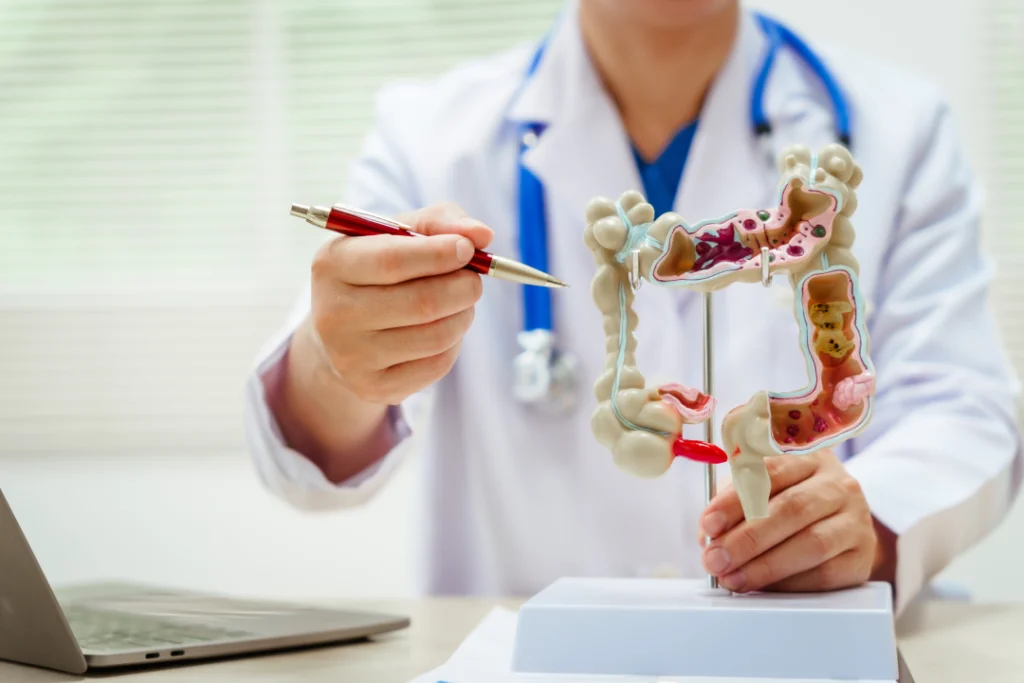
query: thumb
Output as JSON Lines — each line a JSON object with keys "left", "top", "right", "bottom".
{"left": 698, "top": 471, "right": 734, "bottom": 547}
{"left": 396, "top": 202, "right": 494, "bottom": 250}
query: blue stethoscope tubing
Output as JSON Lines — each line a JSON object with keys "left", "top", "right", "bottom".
{"left": 517, "top": 45, "right": 552, "bottom": 334}
{"left": 750, "top": 13, "right": 852, "bottom": 147}
{"left": 514, "top": 12, "right": 851, "bottom": 403}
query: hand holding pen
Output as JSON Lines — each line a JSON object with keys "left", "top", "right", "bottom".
{"left": 292, "top": 202, "right": 566, "bottom": 288}
{"left": 291, "top": 202, "right": 555, "bottom": 407}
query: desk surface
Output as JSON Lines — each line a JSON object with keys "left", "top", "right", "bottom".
{"left": 3, "top": 597, "right": 1023, "bottom": 682}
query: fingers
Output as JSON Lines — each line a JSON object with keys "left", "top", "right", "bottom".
{"left": 765, "top": 548, "right": 873, "bottom": 593}
{"left": 315, "top": 270, "right": 482, "bottom": 369}
{"left": 378, "top": 342, "right": 464, "bottom": 402}
{"left": 698, "top": 477, "right": 734, "bottom": 548}
{"left": 316, "top": 203, "right": 494, "bottom": 286}
{"left": 306, "top": 201, "right": 492, "bottom": 405}
{"left": 397, "top": 203, "right": 494, "bottom": 249}
{"left": 701, "top": 473, "right": 847, "bottom": 580}
{"left": 343, "top": 342, "right": 463, "bottom": 405}
{"left": 701, "top": 455, "right": 820, "bottom": 539}
{"left": 311, "top": 269, "right": 481, "bottom": 404}
{"left": 717, "top": 510, "right": 861, "bottom": 593}
{"left": 319, "top": 232, "right": 476, "bottom": 286}
{"left": 360, "top": 269, "right": 483, "bottom": 330}
{"left": 366, "top": 307, "right": 476, "bottom": 368}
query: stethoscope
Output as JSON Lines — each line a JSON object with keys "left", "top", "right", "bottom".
{"left": 512, "top": 12, "right": 853, "bottom": 414}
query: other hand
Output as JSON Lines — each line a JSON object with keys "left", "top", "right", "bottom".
{"left": 699, "top": 450, "right": 886, "bottom": 593}
{"left": 309, "top": 202, "right": 493, "bottom": 405}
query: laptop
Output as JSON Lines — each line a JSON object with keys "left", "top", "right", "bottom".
{"left": 0, "top": 489, "right": 410, "bottom": 674}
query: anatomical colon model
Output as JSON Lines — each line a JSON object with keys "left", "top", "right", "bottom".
{"left": 585, "top": 143, "right": 875, "bottom": 521}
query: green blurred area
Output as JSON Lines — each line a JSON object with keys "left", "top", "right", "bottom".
{"left": 0, "top": 1, "right": 1020, "bottom": 294}
{"left": 0, "top": 1, "right": 559, "bottom": 292}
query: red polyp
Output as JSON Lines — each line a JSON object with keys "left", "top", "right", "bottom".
{"left": 672, "top": 438, "right": 728, "bottom": 464}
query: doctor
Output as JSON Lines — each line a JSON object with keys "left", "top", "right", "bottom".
{"left": 246, "top": 0, "right": 1021, "bottom": 613}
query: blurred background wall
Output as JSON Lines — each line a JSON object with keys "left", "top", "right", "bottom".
{"left": 0, "top": 0, "right": 1021, "bottom": 601}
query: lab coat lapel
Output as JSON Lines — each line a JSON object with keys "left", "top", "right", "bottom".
{"left": 673, "top": 12, "right": 771, "bottom": 231}
{"left": 670, "top": 12, "right": 832, "bottom": 325}
{"left": 507, "top": 7, "right": 833, "bottom": 240}
{"left": 505, "top": 6, "right": 644, "bottom": 235}
{"left": 658, "top": 12, "right": 772, "bottom": 327}
{"left": 675, "top": 9, "right": 838, "bottom": 222}
{"left": 503, "top": 7, "right": 832, "bottom": 330}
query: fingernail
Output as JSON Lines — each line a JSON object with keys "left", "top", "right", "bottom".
{"left": 455, "top": 238, "right": 474, "bottom": 263}
{"left": 703, "top": 512, "right": 727, "bottom": 537}
{"left": 720, "top": 571, "right": 746, "bottom": 592}
{"left": 704, "top": 547, "right": 731, "bottom": 575}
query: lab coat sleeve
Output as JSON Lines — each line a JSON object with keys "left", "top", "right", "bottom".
{"left": 843, "top": 99, "right": 1023, "bottom": 615}
{"left": 243, "top": 82, "right": 436, "bottom": 511}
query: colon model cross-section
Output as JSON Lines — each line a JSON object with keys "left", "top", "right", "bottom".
{"left": 584, "top": 143, "right": 875, "bottom": 520}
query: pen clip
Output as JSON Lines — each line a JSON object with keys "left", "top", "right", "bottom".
{"left": 333, "top": 203, "right": 420, "bottom": 234}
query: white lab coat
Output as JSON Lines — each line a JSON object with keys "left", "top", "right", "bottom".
{"left": 244, "top": 5, "right": 1022, "bottom": 614}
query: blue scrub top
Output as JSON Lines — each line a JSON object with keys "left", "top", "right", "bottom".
{"left": 631, "top": 120, "right": 698, "bottom": 219}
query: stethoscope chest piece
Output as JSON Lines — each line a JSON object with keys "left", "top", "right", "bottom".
{"left": 512, "top": 329, "right": 579, "bottom": 414}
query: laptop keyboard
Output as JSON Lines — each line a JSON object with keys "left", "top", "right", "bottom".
{"left": 64, "top": 605, "right": 256, "bottom": 652}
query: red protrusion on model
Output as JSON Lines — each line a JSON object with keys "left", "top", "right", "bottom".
{"left": 672, "top": 438, "right": 728, "bottom": 464}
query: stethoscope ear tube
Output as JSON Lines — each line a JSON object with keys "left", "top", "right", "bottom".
{"left": 751, "top": 12, "right": 852, "bottom": 150}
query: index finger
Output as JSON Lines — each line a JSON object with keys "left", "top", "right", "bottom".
{"left": 397, "top": 203, "right": 494, "bottom": 250}
{"left": 700, "top": 454, "right": 820, "bottom": 539}
{"left": 321, "top": 231, "right": 476, "bottom": 286}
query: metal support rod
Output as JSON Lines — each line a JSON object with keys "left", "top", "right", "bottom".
{"left": 702, "top": 291, "right": 718, "bottom": 590}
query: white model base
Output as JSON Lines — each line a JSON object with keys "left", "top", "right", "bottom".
{"left": 511, "top": 577, "right": 898, "bottom": 681}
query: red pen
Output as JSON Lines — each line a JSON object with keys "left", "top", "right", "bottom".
{"left": 290, "top": 203, "right": 567, "bottom": 288}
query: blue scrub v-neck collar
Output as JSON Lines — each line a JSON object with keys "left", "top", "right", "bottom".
{"left": 631, "top": 120, "right": 698, "bottom": 219}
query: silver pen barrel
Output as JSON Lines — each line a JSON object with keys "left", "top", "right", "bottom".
{"left": 489, "top": 255, "right": 568, "bottom": 288}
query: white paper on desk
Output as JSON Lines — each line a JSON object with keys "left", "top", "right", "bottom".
{"left": 409, "top": 607, "right": 895, "bottom": 683}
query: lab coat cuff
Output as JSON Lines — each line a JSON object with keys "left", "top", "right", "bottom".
{"left": 842, "top": 412, "right": 1019, "bottom": 617}
{"left": 244, "top": 330, "right": 413, "bottom": 511}
{"left": 842, "top": 453, "right": 919, "bottom": 617}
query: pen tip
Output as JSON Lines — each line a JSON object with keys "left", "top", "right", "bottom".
{"left": 549, "top": 277, "right": 569, "bottom": 288}
{"left": 290, "top": 203, "right": 309, "bottom": 218}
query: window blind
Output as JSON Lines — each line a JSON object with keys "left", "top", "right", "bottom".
{"left": 988, "top": 0, "right": 1024, "bottom": 394}
{"left": 0, "top": 0, "right": 562, "bottom": 301}
{"left": 0, "top": 0, "right": 561, "bottom": 453}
